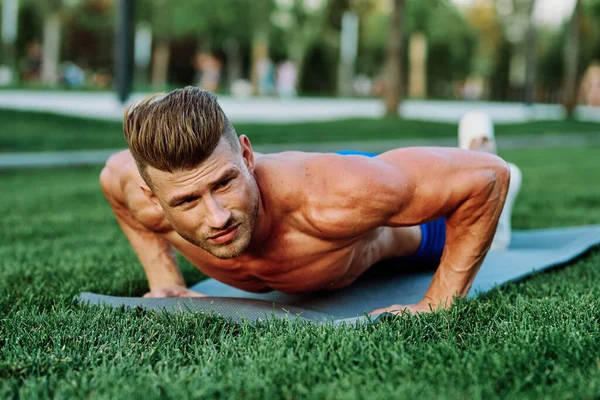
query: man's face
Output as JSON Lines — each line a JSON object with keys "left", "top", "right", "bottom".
{"left": 144, "top": 137, "right": 259, "bottom": 259}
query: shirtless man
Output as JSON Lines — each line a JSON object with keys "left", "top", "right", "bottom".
{"left": 100, "top": 87, "right": 510, "bottom": 315}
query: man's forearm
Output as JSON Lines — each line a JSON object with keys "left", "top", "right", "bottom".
{"left": 132, "top": 230, "right": 185, "bottom": 290}
{"left": 422, "top": 166, "right": 510, "bottom": 307}
{"left": 113, "top": 212, "right": 185, "bottom": 291}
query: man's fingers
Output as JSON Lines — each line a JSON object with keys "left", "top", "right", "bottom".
{"left": 143, "top": 288, "right": 208, "bottom": 298}
{"left": 370, "top": 304, "right": 409, "bottom": 315}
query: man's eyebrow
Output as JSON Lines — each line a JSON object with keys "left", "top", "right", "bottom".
{"left": 167, "top": 168, "right": 239, "bottom": 207}
{"left": 168, "top": 192, "right": 196, "bottom": 207}
{"left": 209, "top": 168, "right": 239, "bottom": 187}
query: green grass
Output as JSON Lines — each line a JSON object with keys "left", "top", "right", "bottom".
{"left": 1, "top": 145, "right": 600, "bottom": 399}
{"left": 1, "top": 108, "right": 600, "bottom": 152}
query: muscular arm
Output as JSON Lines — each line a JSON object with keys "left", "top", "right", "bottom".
{"left": 306, "top": 147, "right": 510, "bottom": 310}
{"left": 99, "top": 159, "right": 199, "bottom": 296}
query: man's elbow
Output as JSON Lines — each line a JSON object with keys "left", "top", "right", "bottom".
{"left": 490, "top": 157, "right": 511, "bottom": 205}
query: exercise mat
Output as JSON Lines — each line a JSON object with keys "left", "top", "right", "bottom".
{"left": 78, "top": 225, "right": 600, "bottom": 324}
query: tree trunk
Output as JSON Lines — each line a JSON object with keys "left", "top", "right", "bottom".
{"left": 337, "top": 11, "right": 359, "bottom": 97}
{"left": 151, "top": 40, "right": 170, "bottom": 89}
{"left": 224, "top": 39, "right": 242, "bottom": 89}
{"left": 524, "top": 0, "right": 537, "bottom": 106}
{"left": 1, "top": 0, "right": 19, "bottom": 82}
{"left": 41, "top": 12, "right": 61, "bottom": 86}
{"left": 384, "top": 0, "right": 404, "bottom": 117}
{"left": 408, "top": 32, "right": 427, "bottom": 98}
{"left": 563, "top": 0, "right": 581, "bottom": 119}
{"left": 251, "top": 0, "right": 271, "bottom": 94}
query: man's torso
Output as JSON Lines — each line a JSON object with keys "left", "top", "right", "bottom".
{"left": 108, "top": 150, "right": 422, "bottom": 294}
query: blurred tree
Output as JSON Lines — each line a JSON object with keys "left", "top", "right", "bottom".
{"left": 63, "top": 0, "right": 114, "bottom": 72}
{"left": 564, "top": 0, "right": 581, "bottom": 118}
{"left": 170, "top": 0, "right": 261, "bottom": 91}
{"left": 270, "top": 0, "right": 327, "bottom": 92}
{"left": 524, "top": 0, "right": 537, "bottom": 105}
{"left": 491, "top": 0, "right": 537, "bottom": 101}
{"left": 357, "top": 7, "right": 387, "bottom": 78}
{"left": 537, "top": 0, "right": 600, "bottom": 104}
{"left": 22, "top": 0, "right": 65, "bottom": 85}
{"left": 1, "top": 0, "right": 19, "bottom": 81}
{"left": 384, "top": 0, "right": 404, "bottom": 116}
{"left": 297, "top": 0, "right": 378, "bottom": 94}
{"left": 19, "top": 0, "right": 112, "bottom": 86}
{"left": 249, "top": 0, "right": 271, "bottom": 92}
{"left": 425, "top": 2, "right": 477, "bottom": 97}
{"left": 406, "top": 0, "right": 477, "bottom": 98}
{"left": 136, "top": 0, "right": 257, "bottom": 89}
{"left": 465, "top": 0, "right": 502, "bottom": 98}
{"left": 137, "top": 0, "right": 172, "bottom": 88}
{"left": 537, "top": 27, "right": 564, "bottom": 95}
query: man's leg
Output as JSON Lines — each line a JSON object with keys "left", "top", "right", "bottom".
{"left": 458, "top": 111, "right": 522, "bottom": 250}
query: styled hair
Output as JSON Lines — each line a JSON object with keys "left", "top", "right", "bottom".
{"left": 123, "top": 86, "right": 239, "bottom": 181}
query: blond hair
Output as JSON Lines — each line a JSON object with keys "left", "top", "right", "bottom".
{"left": 123, "top": 86, "right": 238, "bottom": 181}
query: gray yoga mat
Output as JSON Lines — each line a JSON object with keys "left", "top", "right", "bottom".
{"left": 78, "top": 225, "right": 600, "bottom": 324}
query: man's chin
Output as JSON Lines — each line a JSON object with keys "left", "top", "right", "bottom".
{"left": 205, "top": 244, "right": 246, "bottom": 259}
{"left": 201, "top": 235, "right": 251, "bottom": 259}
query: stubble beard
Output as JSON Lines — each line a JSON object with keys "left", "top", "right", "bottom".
{"left": 181, "top": 189, "right": 260, "bottom": 260}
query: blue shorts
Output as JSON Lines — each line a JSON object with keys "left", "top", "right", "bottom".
{"left": 335, "top": 150, "right": 446, "bottom": 263}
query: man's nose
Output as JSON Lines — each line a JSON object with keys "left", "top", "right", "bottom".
{"left": 204, "top": 195, "right": 231, "bottom": 229}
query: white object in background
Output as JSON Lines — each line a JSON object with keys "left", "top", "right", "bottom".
{"left": 340, "top": 11, "right": 359, "bottom": 63}
{"left": 0, "top": 66, "right": 13, "bottom": 85}
{"left": 134, "top": 23, "right": 153, "bottom": 70}
{"left": 230, "top": 79, "right": 254, "bottom": 99}
{"left": 1, "top": 0, "right": 18, "bottom": 44}
{"left": 458, "top": 111, "right": 522, "bottom": 250}
{"left": 491, "top": 163, "right": 522, "bottom": 251}
{"left": 458, "top": 111, "right": 496, "bottom": 150}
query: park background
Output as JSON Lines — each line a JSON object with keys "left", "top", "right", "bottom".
{"left": 1, "top": 1, "right": 600, "bottom": 399}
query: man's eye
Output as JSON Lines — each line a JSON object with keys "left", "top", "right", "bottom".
{"left": 180, "top": 197, "right": 197, "bottom": 205}
{"left": 217, "top": 179, "right": 232, "bottom": 188}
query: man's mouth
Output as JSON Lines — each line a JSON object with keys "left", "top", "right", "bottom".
{"left": 208, "top": 225, "right": 240, "bottom": 244}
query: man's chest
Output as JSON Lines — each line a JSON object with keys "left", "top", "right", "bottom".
{"left": 168, "top": 227, "right": 369, "bottom": 293}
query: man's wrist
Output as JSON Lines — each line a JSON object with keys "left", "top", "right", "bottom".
{"left": 149, "top": 280, "right": 186, "bottom": 292}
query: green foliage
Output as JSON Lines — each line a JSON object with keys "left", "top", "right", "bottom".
{"left": 423, "top": 1, "right": 478, "bottom": 90}
{"left": 536, "top": 0, "right": 600, "bottom": 92}
{"left": 358, "top": 12, "right": 388, "bottom": 76}
{"left": 168, "top": 0, "right": 258, "bottom": 46}
{"left": 1, "top": 144, "right": 600, "bottom": 398}
{"left": 404, "top": 0, "right": 478, "bottom": 97}
{"left": 299, "top": 42, "right": 338, "bottom": 94}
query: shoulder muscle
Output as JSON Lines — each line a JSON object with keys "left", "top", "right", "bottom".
{"left": 299, "top": 153, "right": 410, "bottom": 238}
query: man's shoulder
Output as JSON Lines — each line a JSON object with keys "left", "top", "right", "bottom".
{"left": 255, "top": 152, "right": 392, "bottom": 238}
{"left": 254, "top": 151, "right": 315, "bottom": 205}
{"left": 100, "top": 150, "right": 144, "bottom": 203}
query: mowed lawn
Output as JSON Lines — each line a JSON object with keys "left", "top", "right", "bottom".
{"left": 1, "top": 113, "right": 600, "bottom": 398}
{"left": 2, "top": 108, "right": 600, "bottom": 152}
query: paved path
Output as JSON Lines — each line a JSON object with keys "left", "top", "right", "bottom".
{"left": 1, "top": 90, "right": 599, "bottom": 123}
{"left": 2, "top": 133, "right": 599, "bottom": 169}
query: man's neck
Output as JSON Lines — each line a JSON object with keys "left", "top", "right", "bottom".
{"left": 246, "top": 187, "right": 273, "bottom": 255}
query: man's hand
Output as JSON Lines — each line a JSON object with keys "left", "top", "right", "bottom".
{"left": 143, "top": 285, "right": 207, "bottom": 298}
{"left": 370, "top": 299, "right": 438, "bottom": 316}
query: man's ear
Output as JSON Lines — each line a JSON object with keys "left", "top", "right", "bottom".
{"left": 239, "top": 134, "right": 255, "bottom": 172}
{"left": 140, "top": 183, "right": 163, "bottom": 212}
